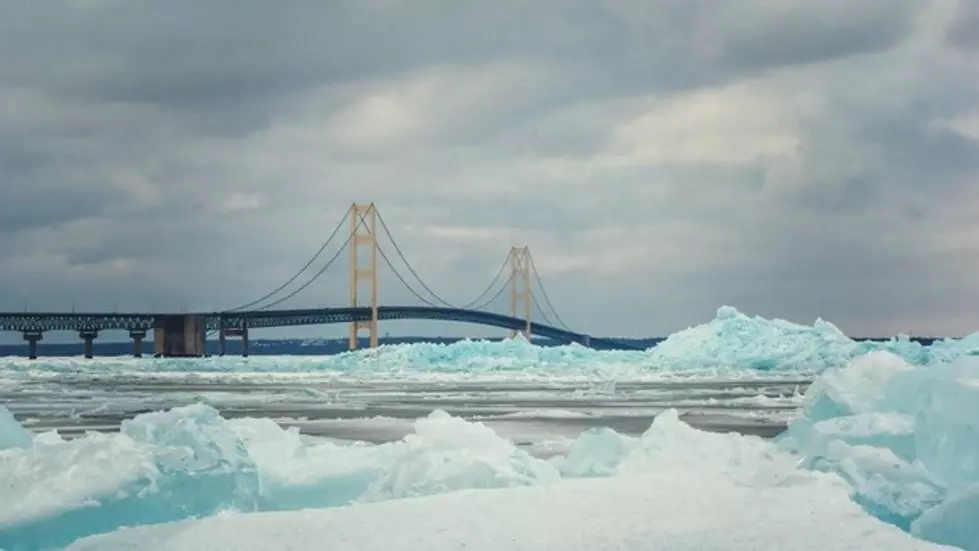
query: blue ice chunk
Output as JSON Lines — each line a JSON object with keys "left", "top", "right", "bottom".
{"left": 0, "top": 406, "right": 31, "bottom": 451}
{"left": 804, "top": 440, "right": 947, "bottom": 530}
{"left": 553, "top": 428, "right": 636, "bottom": 477}
{"left": 0, "top": 403, "right": 261, "bottom": 551}
{"left": 912, "top": 484, "right": 979, "bottom": 550}
{"left": 781, "top": 352, "right": 979, "bottom": 548}
{"left": 645, "top": 306, "right": 862, "bottom": 372}
{"left": 884, "top": 359, "right": 979, "bottom": 489}
{"left": 361, "top": 410, "right": 561, "bottom": 502}
{"left": 224, "top": 416, "right": 396, "bottom": 511}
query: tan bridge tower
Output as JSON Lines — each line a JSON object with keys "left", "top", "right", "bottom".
{"left": 349, "top": 203, "right": 379, "bottom": 351}
{"left": 509, "top": 246, "right": 532, "bottom": 339}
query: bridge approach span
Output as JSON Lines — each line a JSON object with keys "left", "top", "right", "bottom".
{"left": 0, "top": 306, "right": 639, "bottom": 350}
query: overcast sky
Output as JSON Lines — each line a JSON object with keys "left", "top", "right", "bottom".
{"left": 2, "top": 0, "right": 978, "bottom": 343}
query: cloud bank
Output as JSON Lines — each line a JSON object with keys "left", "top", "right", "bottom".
{"left": 1, "top": 0, "right": 977, "bottom": 341}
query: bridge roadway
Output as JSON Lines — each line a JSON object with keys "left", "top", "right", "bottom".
{"left": 0, "top": 306, "right": 640, "bottom": 358}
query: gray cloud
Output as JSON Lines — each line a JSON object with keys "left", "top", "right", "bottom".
{"left": 947, "top": 0, "right": 979, "bottom": 50}
{"left": 1, "top": 0, "right": 977, "bottom": 344}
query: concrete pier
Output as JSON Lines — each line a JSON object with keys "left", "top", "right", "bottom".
{"left": 153, "top": 315, "right": 206, "bottom": 357}
{"left": 129, "top": 330, "right": 146, "bottom": 358}
{"left": 220, "top": 323, "right": 249, "bottom": 357}
{"left": 79, "top": 330, "right": 98, "bottom": 359}
{"left": 23, "top": 331, "right": 42, "bottom": 360}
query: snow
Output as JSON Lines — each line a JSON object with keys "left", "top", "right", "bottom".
{"left": 0, "top": 404, "right": 572, "bottom": 550}
{"left": 5, "top": 407, "right": 952, "bottom": 551}
{"left": 4, "top": 305, "right": 979, "bottom": 550}
{"left": 65, "top": 471, "right": 952, "bottom": 551}
{"left": 0, "top": 394, "right": 969, "bottom": 550}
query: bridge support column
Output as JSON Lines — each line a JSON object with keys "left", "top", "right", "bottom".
{"left": 509, "top": 246, "right": 532, "bottom": 340}
{"left": 79, "top": 330, "right": 98, "bottom": 359}
{"left": 241, "top": 325, "right": 249, "bottom": 358}
{"left": 218, "top": 318, "right": 248, "bottom": 357}
{"left": 153, "top": 315, "right": 205, "bottom": 357}
{"left": 348, "top": 203, "right": 379, "bottom": 351}
{"left": 23, "top": 331, "right": 42, "bottom": 360}
{"left": 129, "top": 330, "right": 146, "bottom": 358}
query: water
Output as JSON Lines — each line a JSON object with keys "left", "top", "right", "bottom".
{"left": 2, "top": 372, "right": 804, "bottom": 448}
{"left": 2, "top": 306, "right": 978, "bottom": 550}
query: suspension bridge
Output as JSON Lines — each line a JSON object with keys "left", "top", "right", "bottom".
{"left": 0, "top": 203, "right": 640, "bottom": 358}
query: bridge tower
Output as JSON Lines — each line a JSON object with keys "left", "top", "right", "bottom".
{"left": 349, "top": 203, "right": 379, "bottom": 350}
{"left": 509, "top": 246, "right": 531, "bottom": 339}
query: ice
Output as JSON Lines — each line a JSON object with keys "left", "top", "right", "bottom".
{"left": 801, "top": 351, "right": 915, "bottom": 420}
{"left": 550, "top": 427, "right": 635, "bottom": 477}
{"left": 913, "top": 485, "right": 979, "bottom": 550}
{"left": 0, "top": 338, "right": 649, "bottom": 379}
{"left": 0, "top": 404, "right": 262, "bottom": 550}
{"left": 7, "top": 305, "right": 979, "bottom": 549}
{"left": 778, "top": 351, "right": 979, "bottom": 548}
{"left": 5, "top": 306, "right": 966, "bottom": 382}
{"left": 66, "top": 478, "right": 955, "bottom": 551}
{"left": 642, "top": 306, "right": 979, "bottom": 373}
{"left": 63, "top": 412, "right": 954, "bottom": 551}
{"left": 646, "top": 306, "right": 856, "bottom": 371}
{"left": 0, "top": 404, "right": 822, "bottom": 549}
{"left": 0, "top": 405, "right": 572, "bottom": 549}
{"left": 0, "top": 395, "right": 965, "bottom": 550}
{"left": 361, "top": 410, "right": 560, "bottom": 501}
{"left": 0, "top": 406, "right": 31, "bottom": 451}
{"left": 223, "top": 416, "right": 394, "bottom": 511}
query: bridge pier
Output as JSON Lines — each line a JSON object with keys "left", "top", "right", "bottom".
{"left": 79, "top": 330, "right": 98, "bottom": 359}
{"left": 241, "top": 325, "right": 249, "bottom": 357}
{"left": 129, "top": 330, "right": 146, "bottom": 358}
{"left": 218, "top": 319, "right": 249, "bottom": 357}
{"left": 153, "top": 315, "right": 205, "bottom": 357}
{"left": 22, "top": 331, "right": 42, "bottom": 360}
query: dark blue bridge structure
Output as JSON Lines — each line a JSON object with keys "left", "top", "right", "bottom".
{"left": 0, "top": 306, "right": 635, "bottom": 359}
{"left": 1, "top": 204, "right": 643, "bottom": 358}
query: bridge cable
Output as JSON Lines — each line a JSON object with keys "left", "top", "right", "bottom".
{"left": 464, "top": 261, "right": 560, "bottom": 330}
{"left": 223, "top": 213, "right": 350, "bottom": 312}
{"left": 244, "top": 213, "right": 445, "bottom": 314}
{"left": 232, "top": 210, "right": 497, "bottom": 314}
{"left": 374, "top": 242, "right": 443, "bottom": 308}
{"left": 527, "top": 253, "right": 572, "bottom": 331}
{"left": 468, "top": 271, "right": 514, "bottom": 312}
{"left": 252, "top": 215, "right": 369, "bottom": 311}
{"left": 459, "top": 253, "right": 513, "bottom": 310}
{"left": 525, "top": 253, "right": 647, "bottom": 349}
{"left": 530, "top": 292, "right": 558, "bottom": 327}
{"left": 374, "top": 209, "right": 525, "bottom": 313}
{"left": 374, "top": 210, "right": 458, "bottom": 308}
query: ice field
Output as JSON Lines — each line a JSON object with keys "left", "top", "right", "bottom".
{"left": 1, "top": 306, "right": 978, "bottom": 550}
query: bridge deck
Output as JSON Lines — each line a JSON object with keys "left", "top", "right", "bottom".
{"left": 0, "top": 306, "right": 639, "bottom": 350}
